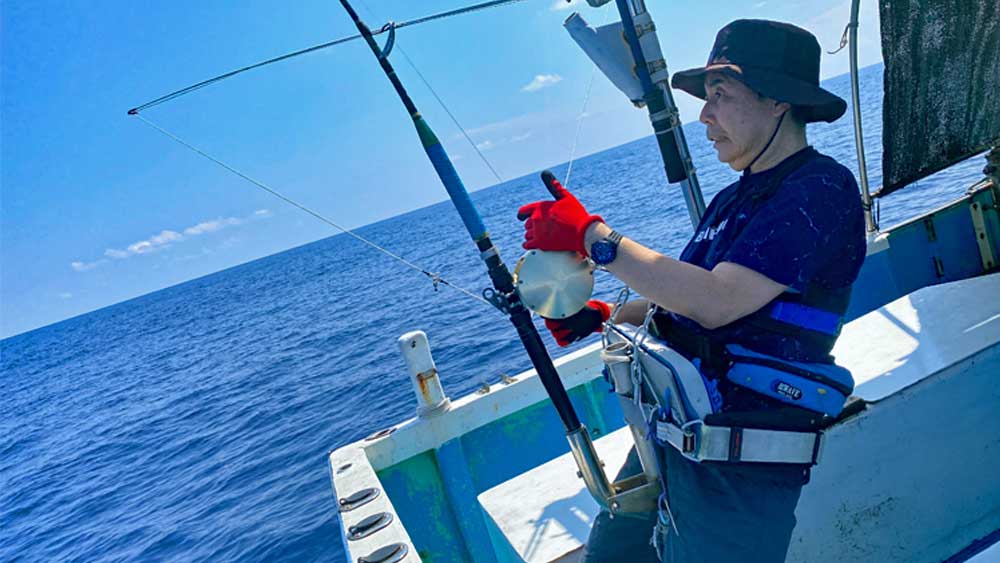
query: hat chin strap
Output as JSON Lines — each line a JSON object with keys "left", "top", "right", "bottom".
{"left": 744, "top": 111, "right": 788, "bottom": 174}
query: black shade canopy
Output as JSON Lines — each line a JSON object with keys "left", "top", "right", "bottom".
{"left": 877, "top": 0, "right": 1000, "bottom": 197}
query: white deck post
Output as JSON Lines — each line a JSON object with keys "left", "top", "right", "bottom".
{"left": 398, "top": 330, "right": 450, "bottom": 417}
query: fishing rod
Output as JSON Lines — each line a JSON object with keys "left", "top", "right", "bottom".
{"left": 332, "top": 5, "right": 641, "bottom": 511}
{"left": 335, "top": 0, "right": 672, "bottom": 515}
{"left": 336, "top": 0, "right": 587, "bottom": 434}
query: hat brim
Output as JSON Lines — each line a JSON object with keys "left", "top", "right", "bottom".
{"left": 671, "top": 63, "right": 847, "bottom": 123}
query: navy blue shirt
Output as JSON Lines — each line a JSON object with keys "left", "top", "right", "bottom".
{"left": 669, "top": 147, "right": 866, "bottom": 364}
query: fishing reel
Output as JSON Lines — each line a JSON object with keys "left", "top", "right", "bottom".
{"left": 512, "top": 168, "right": 599, "bottom": 319}
{"left": 513, "top": 249, "right": 596, "bottom": 319}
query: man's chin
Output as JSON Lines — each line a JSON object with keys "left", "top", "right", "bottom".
{"left": 728, "top": 162, "right": 748, "bottom": 171}
{"left": 714, "top": 148, "right": 747, "bottom": 171}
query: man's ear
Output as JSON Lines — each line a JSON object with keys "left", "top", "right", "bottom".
{"left": 773, "top": 101, "right": 793, "bottom": 117}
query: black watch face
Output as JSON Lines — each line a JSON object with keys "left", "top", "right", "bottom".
{"left": 591, "top": 240, "right": 617, "bottom": 265}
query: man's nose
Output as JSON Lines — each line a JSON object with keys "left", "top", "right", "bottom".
{"left": 700, "top": 102, "right": 714, "bottom": 125}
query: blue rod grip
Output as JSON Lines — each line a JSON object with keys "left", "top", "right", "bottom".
{"left": 425, "top": 142, "right": 488, "bottom": 241}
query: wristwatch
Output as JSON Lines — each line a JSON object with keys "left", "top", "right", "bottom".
{"left": 590, "top": 230, "right": 624, "bottom": 266}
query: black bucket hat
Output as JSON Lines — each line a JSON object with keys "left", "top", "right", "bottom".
{"left": 671, "top": 19, "right": 847, "bottom": 123}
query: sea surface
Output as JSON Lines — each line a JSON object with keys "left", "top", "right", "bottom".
{"left": 1, "top": 63, "right": 989, "bottom": 562}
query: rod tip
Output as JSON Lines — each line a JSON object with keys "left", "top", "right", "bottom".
{"left": 127, "top": 108, "right": 138, "bottom": 115}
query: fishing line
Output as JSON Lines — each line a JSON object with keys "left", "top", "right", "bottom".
{"left": 563, "top": 70, "right": 595, "bottom": 190}
{"left": 564, "top": 2, "right": 612, "bottom": 190}
{"left": 128, "top": 0, "right": 531, "bottom": 115}
{"left": 356, "top": 1, "right": 505, "bottom": 185}
{"left": 396, "top": 48, "right": 506, "bottom": 185}
{"left": 128, "top": 1, "right": 551, "bottom": 309}
{"left": 133, "top": 113, "right": 493, "bottom": 308}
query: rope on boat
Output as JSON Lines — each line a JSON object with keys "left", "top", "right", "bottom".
{"left": 134, "top": 113, "right": 493, "bottom": 308}
{"left": 127, "top": 0, "right": 531, "bottom": 115}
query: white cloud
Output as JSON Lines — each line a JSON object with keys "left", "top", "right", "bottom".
{"left": 550, "top": 0, "right": 583, "bottom": 11}
{"left": 123, "top": 229, "right": 182, "bottom": 255}
{"left": 151, "top": 230, "right": 182, "bottom": 244}
{"left": 463, "top": 111, "right": 548, "bottom": 139}
{"left": 472, "top": 132, "right": 531, "bottom": 153}
{"left": 184, "top": 218, "right": 240, "bottom": 236}
{"left": 521, "top": 74, "right": 563, "bottom": 93}
{"left": 59, "top": 292, "right": 73, "bottom": 299}
{"left": 72, "top": 209, "right": 272, "bottom": 272}
{"left": 71, "top": 259, "right": 106, "bottom": 272}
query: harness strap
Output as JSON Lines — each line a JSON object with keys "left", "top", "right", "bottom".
{"left": 768, "top": 301, "right": 841, "bottom": 334}
{"left": 651, "top": 313, "right": 728, "bottom": 374}
{"left": 743, "top": 282, "right": 853, "bottom": 344}
{"left": 604, "top": 325, "right": 828, "bottom": 466}
{"left": 655, "top": 419, "right": 822, "bottom": 464}
{"left": 654, "top": 285, "right": 850, "bottom": 372}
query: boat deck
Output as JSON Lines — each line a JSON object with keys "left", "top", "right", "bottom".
{"left": 478, "top": 426, "right": 634, "bottom": 563}
{"left": 329, "top": 181, "right": 1000, "bottom": 563}
{"left": 477, "top": 273, "right": 1000, "bottom": 563}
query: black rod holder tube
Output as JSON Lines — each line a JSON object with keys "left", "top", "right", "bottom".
{"left": 615, "top": 0, "right": 687, "bottom": 184}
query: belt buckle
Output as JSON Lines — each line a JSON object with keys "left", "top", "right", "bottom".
{"left": 680, "top": 420, "right": 703, "bottom": 461}
{"left": 811, "top": 431, "right": 825, "bottom": 465}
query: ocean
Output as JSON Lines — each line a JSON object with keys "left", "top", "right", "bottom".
{"left": 0, "top": 63, "right": 989, "bottom": 562}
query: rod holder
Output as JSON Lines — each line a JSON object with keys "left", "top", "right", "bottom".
{"left": 398, "top": 331, "right": 450, "bottom": 417}
{"left": 601, "top": 341, "right": 634, "bottom": 396}
{"left": 566, "top": 425, "right": 660, "bottom": 515}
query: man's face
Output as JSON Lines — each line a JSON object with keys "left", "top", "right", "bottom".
{"left": 700, "top": 72, "right": 785, "bottom": 171}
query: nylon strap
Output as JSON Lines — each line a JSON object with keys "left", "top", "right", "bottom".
{"left": 655, "top": 420, "right": 822, "bottom": 464}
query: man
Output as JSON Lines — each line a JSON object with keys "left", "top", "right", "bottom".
{"left": 517, "top": 20, "right": 865, "bottom": 563}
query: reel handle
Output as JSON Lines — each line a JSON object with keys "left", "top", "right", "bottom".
{"left": 540, "top": 170, "right": 564, "bottom": 200}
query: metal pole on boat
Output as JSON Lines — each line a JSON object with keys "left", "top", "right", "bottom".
{"left": 848, "top": 0, "right": 878, "bottom": 234}
{"left": 614, "top": 0, "right": 706, "bottom": 229}
{"left": 336, "top": 0, "right": 587, "bottom": 433}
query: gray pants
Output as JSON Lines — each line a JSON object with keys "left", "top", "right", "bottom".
{"left": 582, "top": 446, "right": 806, "bottom": 563}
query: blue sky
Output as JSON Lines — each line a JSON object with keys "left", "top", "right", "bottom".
{"left": 1, "top": 0, "right": 883, "bottom": 338}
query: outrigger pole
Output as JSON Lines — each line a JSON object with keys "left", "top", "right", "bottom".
{"left": 336, "top": 0, "right": 586, "bottom": 431}
{"left": 613, "top": 0, "right": 705, "bottom": 228}
{"left": 846, "top": 0, "right": 878, "bottom": 234}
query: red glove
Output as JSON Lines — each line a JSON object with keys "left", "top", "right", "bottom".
{"left": 517, "top": 174, "right": 603, "bottom": 255}
{"left": 544, "top": 300, "right": 612, "bottom": 347}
